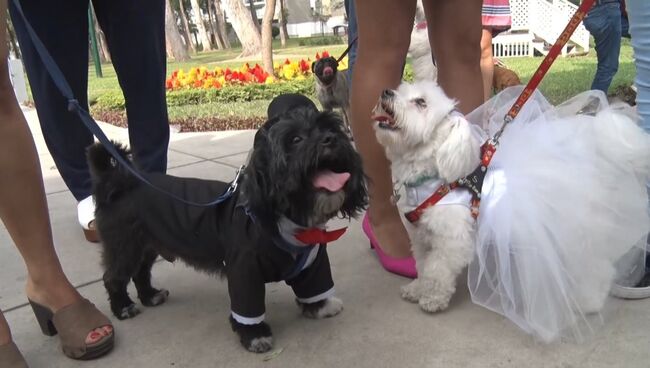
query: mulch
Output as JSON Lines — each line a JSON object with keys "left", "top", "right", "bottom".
{"left": 93, "top": 109, "right": 266, "bottom": 132}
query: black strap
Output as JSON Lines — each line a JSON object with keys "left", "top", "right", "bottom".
{"left": 11, "top": 0, "right": 238, "bottom": 207}
{"left": 337, "top": 36, "right": 358, "bottom": 64}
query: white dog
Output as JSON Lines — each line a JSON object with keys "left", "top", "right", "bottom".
{"left": 372, "top": 82, "right": 480, "bottom": 313}
{"left": 372, "top": 80, "right": 650, "bottom": 341}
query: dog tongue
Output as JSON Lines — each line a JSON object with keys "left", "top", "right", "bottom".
{"left": 323, "top": 66, "right": 333, "bottom": 76}
{"left": 313, "top": 170, "right": 350, "bottom": 192}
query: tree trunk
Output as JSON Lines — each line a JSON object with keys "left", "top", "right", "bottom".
{"left": 206, "top": 1, "right": 224, "bottom": 49}
{"left": 91, "top": 8, "right": 111, "bottom": 62}
{"left": 178, "top": 0, "right": 196, "bottom": 53}
{"left": 6, "top": 18, "right": 21, "bottom": 59}
{"left": 278, "top": 0, "right": 288, "bottom": 47}
{"left": 261, "top": 0, "right": 276, "bottom": 75}
{"left": 223, "top": 0, "right": 261, "bottom": 57}
{"left": 190, "top": 0, "right": 213, "bottom": 51}
{"left": 165, "top": 0, "right": 191, "bottom": 61}
{"left": 248, "top": 0, "right": 261, "bottom": 33}
{"left": 214, "top": 0, "right": 231, "bottom": 48}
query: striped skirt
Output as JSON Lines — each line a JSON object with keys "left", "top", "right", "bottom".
{"left": 482, "top": 0, "right": 512, "bottom": 31}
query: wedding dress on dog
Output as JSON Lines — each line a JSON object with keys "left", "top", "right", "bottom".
{"left": 466, "top": 87, "right": 650, "bottom": 342}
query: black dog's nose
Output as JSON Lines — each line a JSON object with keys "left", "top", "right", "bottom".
{"left": 382, "top": 89, "right": 394, "bottom": 98}
{"left": 321, "top": 132, "right": 336, "bottom": 146}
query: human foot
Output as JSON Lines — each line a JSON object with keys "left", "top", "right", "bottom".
{"left": 78, "top": 196, "right": 99, "bottom": 243}
{"left": 363, "top": 214, "right": 417, "bottom": 278}
{"left": 366, "top": 205, "right": 412, "bottom": 258}
{"left": 25, "top": 278, "right": 112, "bottom": 346}
{"left": 0, "top": 341, "right": 28, "bottom": 368}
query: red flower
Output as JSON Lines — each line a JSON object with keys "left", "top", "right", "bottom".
{"left": 322, "top": 51, "right": 330, "bottom": 58}
{"left": 299, "top": 59, "right": 310, "bottom": 73}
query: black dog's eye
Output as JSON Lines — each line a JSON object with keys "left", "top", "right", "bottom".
{"left": 291, "top": 136, "right": 303, "bottom": 145}
{"left": 413, "top": 98, "right": 427, "bottom": 108}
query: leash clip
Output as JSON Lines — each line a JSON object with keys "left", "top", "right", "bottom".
{"left": 227, "top": 165, "right": 246, "bottom": 195}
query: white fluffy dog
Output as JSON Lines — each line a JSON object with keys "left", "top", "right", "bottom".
{"left": 371, "top": 79, "right": 650, "bottom": 335}
{"left": 372, "top": 82, "right": 480, "bottom": 312}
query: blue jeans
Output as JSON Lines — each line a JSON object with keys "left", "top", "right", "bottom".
{"left": 344, "top": 0, "right": 358, "bottom": 87}
{"left": 583, "top": 2, "right": 622, "bottom": 94}
{"left": 626, "top": 0, "right": 650, "bottom": 254}
{"left": 10, "top": 0, "right": 169, "bottom": 201}
{"left": 627, "top": 0, "right": 650, "bottom": 134}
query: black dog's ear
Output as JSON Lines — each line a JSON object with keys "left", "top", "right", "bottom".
{"left": 311, "top": 60, "right": 316, "bottom": 73}
{"left": 243, "top": 126, "right": 280, "bottom": 227}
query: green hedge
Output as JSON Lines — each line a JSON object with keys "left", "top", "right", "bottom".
{"left": 92, "top": 78, "right": 315, "bottom": 111}
{"left": 298, "top": 36, "right": 344, "bottom": 46}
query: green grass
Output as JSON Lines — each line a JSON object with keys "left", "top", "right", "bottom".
{"left": 86, "top": 38, "right": 635, "bottom": 120}
{"left": 501, "top": 38, "right": 635, "bottom": 105}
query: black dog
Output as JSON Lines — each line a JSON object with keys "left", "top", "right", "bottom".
{"left": 312, "top": 56, "right": 351, "bottom": 135}
{"left": 87, "top": 94, "right": 366, "bottom": 353}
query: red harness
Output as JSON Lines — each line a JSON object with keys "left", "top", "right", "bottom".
{"left": 404, "top": 0, "right": 595, "bottom": 223}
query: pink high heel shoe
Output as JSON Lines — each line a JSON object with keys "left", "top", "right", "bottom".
{"left": 362, "top": 214, "right": 417, "bottom": 278}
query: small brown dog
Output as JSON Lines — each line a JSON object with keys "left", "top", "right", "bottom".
{"left": 493, "top": 61, "right": 521, "bottom": 92}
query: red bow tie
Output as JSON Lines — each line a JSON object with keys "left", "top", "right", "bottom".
{"left": 294, "top": 227, "right": 347, "bottom": 244}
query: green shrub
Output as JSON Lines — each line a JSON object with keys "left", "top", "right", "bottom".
{"left": 402, "top": 64, "right": 414, "bottom": 82}
{"left": 92, "top": 79, "right": 315, "bottom": 111}
{"left": 94, "top": 91, "right": 126, "bottom": 110}
{"left": 298, "top": 36, "right": 344, "bottom": 46}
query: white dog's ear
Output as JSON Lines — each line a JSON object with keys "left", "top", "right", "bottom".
{"left": 436, "top": 115, "right": 481, "bottom": 182}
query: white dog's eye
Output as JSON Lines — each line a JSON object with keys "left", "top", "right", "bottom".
{"left": 413, "top": 98, "right": 427, "bottom": 108}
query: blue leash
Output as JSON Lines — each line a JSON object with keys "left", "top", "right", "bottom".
{"left": 11, "top": 0, "right": 241, "bottom": 207}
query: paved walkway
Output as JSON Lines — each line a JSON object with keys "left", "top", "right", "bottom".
{"left": 1, "top": 108, "right": 649, "bottom": 368}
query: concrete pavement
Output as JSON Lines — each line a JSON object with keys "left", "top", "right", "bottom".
{"left": 1, "top": 108, "right": 649, "bottom": 368}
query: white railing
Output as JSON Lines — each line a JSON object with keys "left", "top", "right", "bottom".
{"left": 509, "top": 0, "right": 590, "bottom": 53}
{"left": 493, "top": 33, "right": 534, "bottom": 58}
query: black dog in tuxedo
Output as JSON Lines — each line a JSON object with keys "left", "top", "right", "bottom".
{"left": 88, "top": 94, "right": 367, "bottom": 353}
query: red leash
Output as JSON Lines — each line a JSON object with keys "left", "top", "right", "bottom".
{"left": 405, "top": 0, "right": 595, "bottom": 223}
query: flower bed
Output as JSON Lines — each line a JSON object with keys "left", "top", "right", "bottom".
{"left": 91, "top": 51, "right": 351, "bottom": 131}
{"left": 165, "top": 51, "right": 347, "bottom": 91}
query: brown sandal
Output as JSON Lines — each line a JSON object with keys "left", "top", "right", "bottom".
{"left": 0, "top": 341, "right": 28, "bottom": 368}
{"left": 83, "top": 220, "right": 100, "bottom": 243}
{"left": 28, "top": 299, "right": 114, "bottom": 360}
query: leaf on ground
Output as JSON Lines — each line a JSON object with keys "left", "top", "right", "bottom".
{"left": 262, "top": 347, "right": 284, "bottom": 362}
